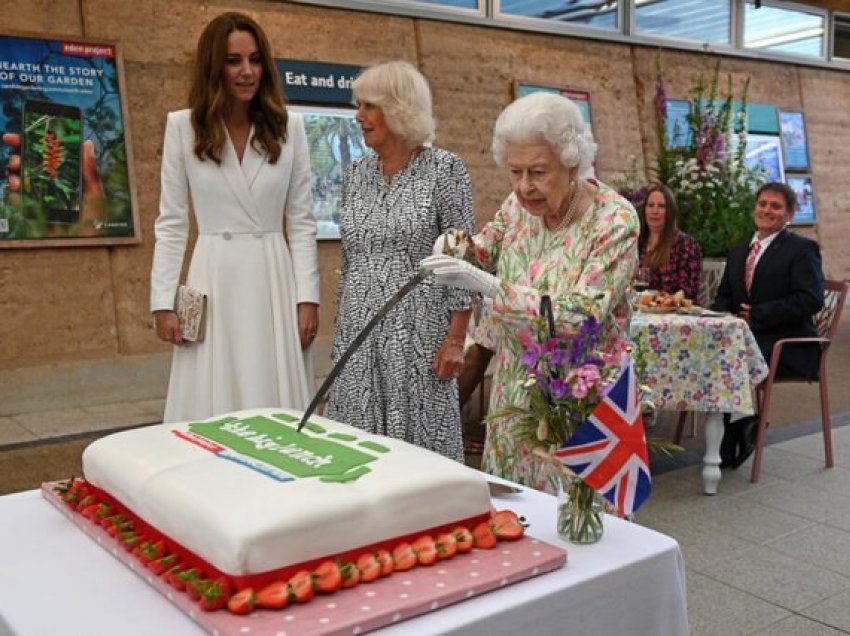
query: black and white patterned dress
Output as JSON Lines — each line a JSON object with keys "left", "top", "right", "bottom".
{"left": 326, "top": 147, "right": 475, "bottom": 462}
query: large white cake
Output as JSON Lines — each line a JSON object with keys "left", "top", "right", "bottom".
{"left": 82, "top": 408, "right": 491, "bottom": 583}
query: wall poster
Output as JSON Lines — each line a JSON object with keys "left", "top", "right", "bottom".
{"left": 0, "top": 33, "right": 139, "bottom": 248}
{"left": 787, "top": 174, "right": 816, "bottom": 225}
{"left": 277, "top": 59, "right": 364, "bottom": 240}
{"left": 779, "top": 110, "right": 810, "bottom": 171}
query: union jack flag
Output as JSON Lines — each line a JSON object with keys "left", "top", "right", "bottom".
{"left": 553, "top": 355, "right": 651, "bottom": 516}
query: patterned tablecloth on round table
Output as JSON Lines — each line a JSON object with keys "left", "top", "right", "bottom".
{"left": 630, "top": 311, "right": 769, "bottom": 415}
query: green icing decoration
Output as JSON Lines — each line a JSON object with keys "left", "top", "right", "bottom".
{"left": 320, "top": 466, "right": 372, "bottom": 483}
{"left": 359, "top": 441, "right": 390, "bottom": 454}
{"left": 272, "top": 412, "right": 325, "bottom": 433}
{"left": 328, "top": 433, "right": 357, "bottom": 441}
{"left": 189, "top": 415, "right": 376, "bottom": 478}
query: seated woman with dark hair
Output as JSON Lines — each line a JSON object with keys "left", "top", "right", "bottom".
{"left": 638, "top": 184, "right": 702, "bottom": 301}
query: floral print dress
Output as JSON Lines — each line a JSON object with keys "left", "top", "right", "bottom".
{"left": 327, "top": 147, "right": 475, "bottom": 462}
{"left": 472, "top": 180, "right": 639, "bottom": 492}
{"left": 641, "top": 230, "right": 703, "bottom": 301}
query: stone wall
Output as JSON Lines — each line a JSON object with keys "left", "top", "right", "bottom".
{"left": 1, "top": 0, "right": 847, "bottom": 414}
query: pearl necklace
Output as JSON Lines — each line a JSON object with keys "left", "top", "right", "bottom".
{"left": 551, "top": 181, "right": 583, "bottom": 232}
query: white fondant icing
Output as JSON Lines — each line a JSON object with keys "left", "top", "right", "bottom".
{"left": 83, "top": 408, "right": 490, "bottom": 576}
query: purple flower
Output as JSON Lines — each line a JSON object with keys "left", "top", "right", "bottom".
{"left": 568, "top": 316, "right": 602, "bottom": 366}
{"left": 550, "top": 377, "right": 569, "bottom": 401}
{"left": 520, "top": 345, "right": 542, "bottom": 368}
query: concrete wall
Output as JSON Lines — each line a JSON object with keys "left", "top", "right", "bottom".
{"left": 1, "top": 0, "right": 848, "bottom": 415}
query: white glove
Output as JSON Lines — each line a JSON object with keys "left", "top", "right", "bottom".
{"left": 432, "top": 229, "right": 473, "bottom": 258}
{"left": 420, "top": 254, "right": 501, "bottom": 298}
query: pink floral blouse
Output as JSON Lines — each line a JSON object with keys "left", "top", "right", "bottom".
{"left": 471, "top": 180, "right": 639, "bottom": 492}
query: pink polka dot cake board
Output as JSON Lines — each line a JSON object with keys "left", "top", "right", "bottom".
{"left": 43, "top": 482, "right": 567, "bottom": 635}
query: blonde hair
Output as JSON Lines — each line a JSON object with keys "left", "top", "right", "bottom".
{"left": 352, "top": 61, "right": 435, "bottom": 148}
{"left": 492, "top": 92, "right": 597, "bottom": 177}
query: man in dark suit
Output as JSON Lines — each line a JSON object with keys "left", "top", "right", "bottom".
{"left": 713, "top": 181, "right": 825, "bottom": 467}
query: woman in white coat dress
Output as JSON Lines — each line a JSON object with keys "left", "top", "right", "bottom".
{"left": 150, "top": 12, "right": 319, "bottom": 423}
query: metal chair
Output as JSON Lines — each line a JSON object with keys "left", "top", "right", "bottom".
{"left": 750, "top": 279, "right": 849, "bottom": 482}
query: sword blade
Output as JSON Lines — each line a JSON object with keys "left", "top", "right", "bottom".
{"left": 297, "top": 269, "right": 432, "bottom": 432}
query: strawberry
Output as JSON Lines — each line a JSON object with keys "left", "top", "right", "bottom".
{"left": 75, "top": 494, "right": 99, "bottom": 512}
{"left": 356, "top": 553, "right": 381, "bottom": 583}
{"left": 64, "top": 485, "right": 90, "bottom": 507}
{"left": 490, "top": 510, "right": 527, "bottom": 541}
{"left": 199, "top": 577, "right": 231, "bottom": 612}
{"left": 312, "top": 560, "right": 342, "bottom": 593}
{"left": 139, "top": 540, "right": 167, "bottom": 563}
{"left": 340, "top": 561, "right": 360, "bottom": 588}
{"left": 412, "top": 535, "right": 437, "bottom": 566}
{"left": 80, "top": 503, "right": 101, "bottom": 521}
{"left": 288, "top": 570, "right": 314, "bottom": 604}
{"left": 163, "top": 564, "right": 186, "bottom": 587}
{"left": 170, "top": 567, "right": 200, "bottom": 592}
{"left": 435, "top": 532, "right": 458, "bottom": 560}
{"left": 472, "top": 522, "right": 497, "bottom": 549}
{"left": 227, "top": 588, "right": 256, "bottom": 615}
{"left": 453, "top": 526, "right": 474, "bottom": 553}
{"left": 188, "top": 578, "right": 211, "bottom": 602}
{"left": 255, "top": 581, "right": 289, "bottom": 610}
{"left": 149, "top": 553, "right": 179, "bottom": 576}
{"left": 120, "top": 531, "right": 142, "bottom": 551}
{"left": 392, "top": 542, "right": 417, "bottom": 571}
{"left": 376, "top": 549, "right": 394, "bottom": 576}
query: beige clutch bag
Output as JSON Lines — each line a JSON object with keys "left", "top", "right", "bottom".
{"left": 175, "top": 285, "right": 207, "bottom": 342}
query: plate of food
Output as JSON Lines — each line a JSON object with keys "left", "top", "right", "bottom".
{"left": 635, "top": 289, "right": 694, "bottom": 313}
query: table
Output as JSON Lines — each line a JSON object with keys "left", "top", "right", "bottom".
{"left": 630, "top": 311, "right": 769, "bottom": 494}
{"left": 0, "top": 485, "right": 688, "bottom": 636}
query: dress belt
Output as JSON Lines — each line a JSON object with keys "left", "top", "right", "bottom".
{"left": 199, "top": 230, "right": 282, "bottom": 240}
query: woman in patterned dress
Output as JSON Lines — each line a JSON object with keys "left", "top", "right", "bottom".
{"left": 422, "top": 92, "right": 639, "bottom": 491}
{"left": 638, "top": 184, "right": 702, "bottom": 301}
{"left": 325, "top": 61, "right": 475, "bottom": 462}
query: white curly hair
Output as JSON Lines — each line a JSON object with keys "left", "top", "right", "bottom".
{"left": 352, "top": 61, "right": 435, "bottom": 148}
{"left": 492, "top": 92, "right": 597, "bottom": 177}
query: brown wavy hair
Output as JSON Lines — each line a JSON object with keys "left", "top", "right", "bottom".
{"left": 189, "top": 12, "right": 288, "bottom": 164}
{"left": 638, "top": 184, "right": 680, "bottom": 270}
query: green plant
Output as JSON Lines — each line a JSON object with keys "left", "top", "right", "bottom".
{"left": 653, "top": 52, "right": 766, "bottom": 258}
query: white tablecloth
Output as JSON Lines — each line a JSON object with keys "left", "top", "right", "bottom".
{"left": 0, "top": 485, "right": 688, "bottom": 636}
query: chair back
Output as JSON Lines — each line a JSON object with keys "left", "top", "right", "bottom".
{"left": 815, "top": 279, "right": 849, "bottom": 340}
{"left": 698, "top": 259, "right": 726, "bottom": 307}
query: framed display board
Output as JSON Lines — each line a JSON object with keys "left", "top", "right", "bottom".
{"left": 779, "top": 110, "right": 810, "bottom": 171}
{"left": 665, "top": 98, "right": 692, "bottom": 148}
{"left": 0, "top": 33, "right": 139, "bottom": 248}
{"left": 514, "top": 82, "right": 593, "bottom": 133}
{"left": 742, "top": 133, "right": 785, "bottom": 184}
{"left": 288, "top": 104, "right": 366, "bottom": 240}
{"left": 787, "top": 174, "right": 816, "bottom": 225}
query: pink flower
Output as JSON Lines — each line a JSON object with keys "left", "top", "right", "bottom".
{"left": 527, "top": 261, "right": 541, "bottom": 279}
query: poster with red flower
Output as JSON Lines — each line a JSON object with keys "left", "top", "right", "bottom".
{"left": 0, "top": 33, "right": 139, "bottom": 247}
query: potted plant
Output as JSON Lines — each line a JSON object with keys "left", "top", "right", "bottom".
{"left": 652, "top": 53, "right": 767, "bottom": 258}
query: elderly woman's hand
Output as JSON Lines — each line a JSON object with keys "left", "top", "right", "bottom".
{"left": 420, "top": 255, "right": 501, "bottom": 298}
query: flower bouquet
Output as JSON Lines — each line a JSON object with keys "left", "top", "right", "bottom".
{"left": 487, "top": 312, "right": 633, "bottom": 544}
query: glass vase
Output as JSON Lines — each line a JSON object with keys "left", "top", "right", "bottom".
{"left": 556, "top": 474, "right": 604, "bottom": 544}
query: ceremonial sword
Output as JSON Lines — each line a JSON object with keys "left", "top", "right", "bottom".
{"left": 296, "top": 269, "right": 433, "bottom": 432}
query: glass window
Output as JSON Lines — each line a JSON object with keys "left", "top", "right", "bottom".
{"left": 833, "top": 14, "right": 850, "bottom": 60}
{"left": 633, "top": 0, "right": 731, "bottom": 45}
{"left": 744, "top": 1, "right": 825, "bottom": 58}
{"left": 415, "top": 0, "right": 480, "bottom": 8}
{"left": 497, "top": 0, "right": 619, "bottom": 30}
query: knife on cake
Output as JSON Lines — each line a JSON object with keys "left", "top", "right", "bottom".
{"left": 297, "top": 269, "right": 433, "bottom": 432}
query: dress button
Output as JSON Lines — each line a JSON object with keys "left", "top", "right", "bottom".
{"left": 222, "top": 231, "right": 232, "bottom": 240}
{"left": 253, "top": 232, "right": 263, "bottom": 239}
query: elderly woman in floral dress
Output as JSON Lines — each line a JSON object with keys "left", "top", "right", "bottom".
{"left": 422, "top": 92, "right": 639, "bottom": 492}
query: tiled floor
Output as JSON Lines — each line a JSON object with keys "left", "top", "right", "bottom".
{"left": 639, "top": 422, "right": 850, "bottom": 635}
